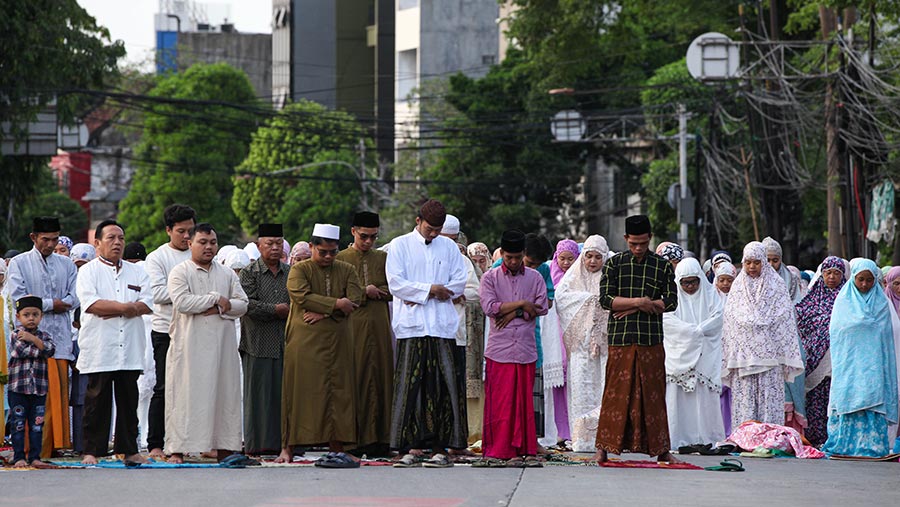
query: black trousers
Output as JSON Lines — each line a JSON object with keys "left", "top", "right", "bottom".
{"left": 82, "top": 370, "right": 141, "bottom": 457}
{"left": 147, "top": 331, "right": 170, "bottom": 451}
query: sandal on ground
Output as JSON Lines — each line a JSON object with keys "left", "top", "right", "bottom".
{"left": 505, "top": 457, "right": 526, "bottom": 468}
{"left": 220, "top": 453, "right": 262, "bottom": 468}
{"left": 393, "top": 453, "right": 422, "bottom": 468}
{"left": 704, "top": 458, "right": 745, "bottom": 472}
{"left": 423, "top": 453, "right": 453, "bottom": 468}
{"left": 315, "top": 452, "right": 360, "bottom": 469}
{"left": 471, "top": 458, "right": 505, "bottom": 468}
{"left": 678, "top": 444, "right": 706, "bottom": 455}
{"left": 524, "top": 456, "right": 543, "bottom": 468}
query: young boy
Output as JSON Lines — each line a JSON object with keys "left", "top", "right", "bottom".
{"left": 8, "top": 295, "right": 56, "bottom": 468}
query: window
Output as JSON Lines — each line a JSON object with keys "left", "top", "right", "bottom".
{"left": 399, "top": 0, "right": 418, "bottom": 10}
{"left": 397, "top": 49, "right": 418, "bottom": 100}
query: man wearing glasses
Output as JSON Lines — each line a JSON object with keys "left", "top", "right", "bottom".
{"left": 336, "top": 212, "right": 393, "bottom": 457}
{"left": 277, "top": 223, "right": 364, "bottom": 468}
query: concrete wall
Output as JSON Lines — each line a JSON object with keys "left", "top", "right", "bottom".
{"left": 291, "top": 0, "right": 336, "bottom": 108}
{"left": 178, "top": 32, "right": 272, "bottom": 100}
{"left": 419, "top": 0, "right": 498, "bottom": 79}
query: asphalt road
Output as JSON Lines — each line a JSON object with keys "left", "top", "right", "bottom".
{"left": 2, "top": 453, "right": 898, "bottom": 507}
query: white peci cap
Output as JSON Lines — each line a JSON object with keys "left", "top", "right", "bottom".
{"left": 312, "top": 223, "right": 340, "bottom": 240}
{"left": 442, "top": 214, "right": 460, "bottom": 235}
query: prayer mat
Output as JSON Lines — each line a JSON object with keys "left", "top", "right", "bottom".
{"left": 49, "top": 460, "right": 222, "bottom": 469}
{"left": 599, "top": 459, "right": 703, "bottom": 470}
{"left": 828, "top": 453, "right": 900, "bottom": 462}
{"left": 260, "top": 459, "right": 395, "bottom": 467}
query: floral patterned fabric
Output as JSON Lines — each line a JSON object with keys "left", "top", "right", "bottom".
{"left": 721, "top": 242, "right": 804, "bottom": 387}
{"left": 727, "top": 420, "right": 825, "bottom": 459}
{"left": 796, "top": 256, "right": 847, "bottom": 447}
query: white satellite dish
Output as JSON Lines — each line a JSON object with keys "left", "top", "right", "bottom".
{"left": 550, "top": 109, "right": 586, "bottom": 142}
{"left": 686, "top": 32, "right": 739, "bottom": 82}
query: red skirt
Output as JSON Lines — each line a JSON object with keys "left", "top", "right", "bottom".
{"left": 482, "top": 359, "right": 537, "bottom": 459}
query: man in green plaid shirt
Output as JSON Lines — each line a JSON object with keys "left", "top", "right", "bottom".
{"left": 593, "top": 215, "right": 680, "bottom": 464}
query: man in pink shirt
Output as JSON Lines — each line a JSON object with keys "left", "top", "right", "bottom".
{"left": 478, "top": 230, "right": 548, "bottom": 467}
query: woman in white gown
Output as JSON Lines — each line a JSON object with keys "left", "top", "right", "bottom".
{"left": 663, "top": 258, "right": 726, "bottom": 448}
{"left": 555, "top": 235, "right": 610, "bottom": 452}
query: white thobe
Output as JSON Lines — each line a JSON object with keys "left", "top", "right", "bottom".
{"left": 165, "top": 259, "right": 248, "bottom": 453}
{"left": 7, "top": 248, "right": 78, "bottom": 359}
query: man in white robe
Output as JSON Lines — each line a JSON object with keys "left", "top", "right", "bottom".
{"left": 165, "top": 223, "right": 248, "bottom": 463}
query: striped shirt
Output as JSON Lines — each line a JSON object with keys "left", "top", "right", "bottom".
{"left": 598, "top": 251, "right": 677, "bottom": 346}
{"left": 7, "top": 328, "right": 56, "bottom": 395}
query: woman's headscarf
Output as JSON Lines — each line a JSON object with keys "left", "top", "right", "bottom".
{"left": 762, "top": 237, "right": 800, "bottom": 302}
{"left": 556, "top": 235, "right": 610, "bottom": 357}
{"left": 225, "top": 250, "right": 251, "bottom": 271}
{"left": 655, "top": 242, "right": 684, "bottom": 263}
{"left": 290, "top": 241, "right": 311, "bottom": 264}
{"left": 721, "top": 241, "right": 804, "bottom": 383}
{"left": 663, "top": 257, "right": 724, "bottom": 392}
{"left": 70, "top": 243, "right": 96, "bottom": 263}
{"left": 884, "top": 266, "right": 900, "bottom": 316}
{"left": 550, "top": 239, "right": 580, "bottom": 286}
{"left": 828, "top": 259, "right": 898, "bottom": 426}
{"left": 58, "top": 236, "right": 74, "bottom": 252}
{"left": 282, "top": 239, "right": 291, "bottom": 261}
{"left": 796, "top": 256, "right": 847, "bottom": 391}
{"left": 0, "top": 258, "right": 6, "bottom": 289}
{"left": 467, "top": 242, "right": 490, "bottom": 273}
{"left": 216, "top": 245, "right": 238, "bottom": 264}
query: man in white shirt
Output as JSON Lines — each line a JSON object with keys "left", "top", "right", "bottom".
{"left": 386, "top": 200, "right": 469, "bottom": 466}
{"left": 75, "top": 220, "right": 153, "bottom": 465}
{"left": 143, "top": 204, "right": 195, "bottom": 459}
{"left": 6, "top": 216, "right": 78, "bottom": 459}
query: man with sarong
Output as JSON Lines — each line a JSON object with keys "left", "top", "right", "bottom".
{"left": 594, "top": 215, "right": 679, "bottom": 463}
{"left": 479, "top": 230, "right": 547, "bottom": 466}
{"left": 6, "top": 216, "right": 77, "bottom": 458}
{"left": 239, "top": 223, "right": 290, "bottom": 455}
{"left": 387, "top": 200, "right": 469, "bottom": 468}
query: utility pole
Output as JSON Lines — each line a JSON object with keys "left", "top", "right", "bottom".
{"left": 678, "top": 104, "right": 689, "bottom": 249}
{"left": 358, "top": 138, "right": 368, "bottom": 210}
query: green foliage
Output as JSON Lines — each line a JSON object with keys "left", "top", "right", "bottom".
{"left": 118, "top": 63, "right": 260, "bottom": 247}
{"left": 0, "top": 161, "right": 88, "bottom": 251}
{"left": 0, "top": 0, "right": 124, "bottom": 135}
{"left": 232, "top": 100, "right": 365, "bottom": 244}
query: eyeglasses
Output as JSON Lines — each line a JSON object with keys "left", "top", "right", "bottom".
{"left": 357, "top": 233, "right": 378, "bottom": 241}
{"left": 679, "top": 279, "right": 700, "bottom": 287}
{"left": 316, "top": 248, "right": 339, "bottom": 257}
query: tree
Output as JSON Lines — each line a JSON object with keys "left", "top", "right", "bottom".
{"left": 232, "top": 100, "right": 366, "bottom": 244}
{"left": 0, "top": 0, "right": 123, "bottom": 248}
{"left": 118, "top": 63, "right": 261, "bottom": 247}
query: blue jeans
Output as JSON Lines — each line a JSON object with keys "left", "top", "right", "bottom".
{"left": 8, "top": 391, "right": 46, "bottom": 464}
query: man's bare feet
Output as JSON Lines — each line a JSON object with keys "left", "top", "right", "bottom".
{"left": 657, "top": 451, "right": 681, "bottom": 463}
{"left": 592, "top": 449, "right": 608, "bottom": 463}
{"left": 125, "top": 453, "right": 150, "bottom": 464}
{"left": 167, "top": 453, "right": 184, "bottom": 464}
{"left": 13, "top": 459, "right": 28, "bottom": 468}
{"left": 273, "top": 447, "right": 293, "bottom": 464}
{"left": 82, "top": 454, "right": 99, "bottom": 465}
{"left": 408, "top": 449, "right": 425, "bottom": 457}
{"left": 30, "top": 459, "right": 54, "bottom": 469}
{"left": 148, "top": 448, "right": 166, "bottom": 460}
{"left": 536, "top": 445, "right": 551, "bottom": 456}
{"left": 448, "top": 448, "right": 475, "bottom": 457}
{"left": 201, "top": 450, "right": 218, "bottom": 459}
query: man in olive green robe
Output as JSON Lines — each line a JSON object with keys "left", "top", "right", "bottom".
{"left": 336, "top": 211, "right": 393, "bottom": 456}
{"left": 276, "top": 224, "right": 364, "bottom": 464}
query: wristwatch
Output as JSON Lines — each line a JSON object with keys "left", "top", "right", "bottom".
{"left": 515, "top": 307, "right": 524, "bottom": 318}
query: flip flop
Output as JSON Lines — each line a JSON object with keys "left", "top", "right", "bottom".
{"left": 505, "top": 457, "right": 526, "bottom": 468}
{"left": 704, "top": 459, "right": 745, "bottom": 472}
{"left": 699, "top": 444, "right": 736, "bottom": 456}
{"left": 316, "top": 452, "right": 360, "bottom": 469}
